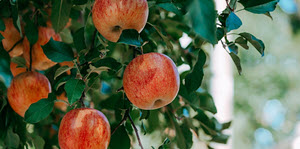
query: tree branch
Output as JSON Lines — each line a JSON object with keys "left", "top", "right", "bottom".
{"left": 128, "top": 113, "right": 144, "bottom": 149}
{"left": 111, "top": 109, "right": 129, "bottom": 135}
{"left": 8, "top": 38, "right": 23, "bottom": 53}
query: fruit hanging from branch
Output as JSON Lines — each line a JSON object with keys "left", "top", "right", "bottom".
{"left": 7, "top": 71, "right": 51, "bottom": 117}
{"left": 58, "top": 108, "right": 111, "bottom": 149}
{"left": 92, "top": 0, "right": 149, "bottom": 42}
{"left": 123, "top": 53, "right": 180, "bottom": 110}
{"left": 0, "top": 18, "right": 24, "bottom": 57}
{"left": 23, "top": 26, "right": 61, "bottom": 71}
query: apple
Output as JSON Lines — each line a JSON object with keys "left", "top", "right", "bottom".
{"left": 55, "top": 92, "right": 69, "bottom": 112}
{"left": 58, "top": 108, "right": 110, "bottom": 149}
{"left": 7, "top": 71, "right": 51, "bottom": 117}
{"left": 92, "top": 0, "right": 149, "bottom": 42}
{"left": 0, "top": 18, "right": 24, "bottom": 57}
{"left": 23, "top": 26, "right": 61, "bottom": 70}
{"left": 10, "top": 61, "right": 27, "bottom": 77}
{"left": 123, "top": 53, "right": 180, "bottom": 110}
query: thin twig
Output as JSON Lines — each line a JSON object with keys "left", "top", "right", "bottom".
{"left": 225, "top": 0, "right": 234, "bottom": 12}
{"left": 111, "top": 109, "right": 129, "bottom": 135}
{"left": 128, "top": 113, "right": 144, "bottom": 149}
{"left": 8, "top": 38, "right": 23, "bottom": 53}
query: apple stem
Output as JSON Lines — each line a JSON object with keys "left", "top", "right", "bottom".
{"left": 29, "top": 45, "right": 33, "bottom": 71}
{"left": 8, "top": 38, "right": 24, "bottom": 53}
{"left": 128, "top": 113, "right": 144, "bottom": 149}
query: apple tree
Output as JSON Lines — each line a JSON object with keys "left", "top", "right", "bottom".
{"left": 0, "top": 0, "right": 279, "bottom": 148}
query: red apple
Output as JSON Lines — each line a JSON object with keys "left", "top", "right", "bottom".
{"left": 123, "top": 53, "right": 180, "bottom": 110}
{"left": 58, "top": 108, "right": 111, "bottom": 149}
{"left": 7, "top": 71, "right": 51, "bottom": 117}
{"left": 0, "top": 18, "right": 24, "bottom": 57}
{"left": 92, "top": 0, "right": 149, "bottom": 42}
{"left": 23, "top": 26, "right": 61, "bottom": 71}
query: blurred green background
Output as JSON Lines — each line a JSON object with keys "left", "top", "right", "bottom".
{"left": 233, "top": 0, "right": 300, "bottom": 149}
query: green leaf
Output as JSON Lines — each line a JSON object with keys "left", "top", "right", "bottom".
{"left": 185, "top": 50, "right": 206, "bottom": 92}
{"left": 216, "top": 28, "right": 225, "bottom": 40}
{"left": 229, "top": 52, "right": 242, "bottom": 75}
{"left": 60, "top": 28, "right": 73, "bottom": 44}
{"left": 24, "top": 93, "right": 55, "bottom": 123}
{"left": 189, "top": 0, "right": 217, "bottom": 44}
{"left": 226, "top": 12, "right": 242, "bottom": 32}
{"left": 92, "top": 57, "right": 122, "bottom": 72}
{"left": 239, "top": 32, "right": 265, "bottom": 56}
{"left": 0, "top": 34, "right": 4, "bottom": 42}
{"left": 11, "top": 57, "right": 27, "bottom": 69}
{"left": 5, "top": 128, "right": 20, "bottom": 148}
{"left": 174, "top": 120, "right": 193, "bottom": 149}
{"left": 54, "top": 65, "right": 72, "bottom": 80}
{"left": 73, "top": 0, "right": 88, "bottom": 5}
{"left": 109, "top": 125, "right": 130, "bottom": 149}
{"left": 139, "top": 110, "right": 150, "bottom": 120}
{"left": 118, "top": 29, "right": 143, "bottom": 47}
{"left": 147, "top": 23, "right": 173, "bottom": 50}
{"left": 0, "top": 18, "right": 5, "bottom": 31}
{"left": 158, "top": 138, "right": 171, "bottom": 149}
{"left": 31, "top": 135, "right": 45, "bottom": 149}
{"left": 64, "top": 79, "right": 85, "bottom": 104}
{"left": 0, "top": 44, "right": 12, "bottom": 87}
{"left": 228, "top": 42, "right": 238, "bottom": 54}
{"left": 211, "top": 134, "right": 230, "bottom": 144}
{"left": 73, "top": 27, "right": 86, "bottom": 52}
{"left": 198, "top": 92, "right": 217, "bottom": 114}
{"left": 0, "top": 98, "right": 7, "bottom": 112}
{"left": 51, "top": 0, "right": 73, "bottom": 33}
{"left": 42, "top": 38, "right": 75, "bottom": 62}
{"left": 239, "top": 0, "right": 279, "bottom": 14}
{"left": 235, "top": 36, "right": 249, "bottom": 49}
{"left": 24, "top": 20, "right": 38, "bottom": 45}
{"left": 157, "top": 3, "right": 182, "bottom": 15}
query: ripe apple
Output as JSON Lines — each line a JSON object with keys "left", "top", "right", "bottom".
{"left": 92, "top": 0, "right": 149, "bottom": 42}
{"left": 10, "top": 61, "right": 27, "bottom": 77}
{"left": 7, "top": 71, "right": 51, "bottom": 117}
{"left": 23, "top": 26, "right": 61, "bottom": 70}
{"left": 58, "top": 108, "right": 110, "bottom": 149}
{"left": 123, "top": 53, "right": 180, "bottom": 110}
{"left": 55, "top": 92, "right": 68, "bottom": 112}
{"left": 0, "top": 18, "right": 24, "bottom": 57}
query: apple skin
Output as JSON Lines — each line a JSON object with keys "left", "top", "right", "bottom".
{"left": 55, "top": 92, "right": 68, "bottom": 112}
{"left": 0, "top": 18, "right": 24, "bottom": 57}
{"left": 58, "top": 108, "right": 111, "bottom": 149}
{"left": 123, "top": 53, "right": 180, "bottom": 110}
{"left": 10, "top": 61, "right": 27, "bottom": 77}
{"left": 7, "top": 71, "right": 51, "bottom": 117}
{"left": 23, "top": 26, "right": 62, "bottom": 71}
{"left": 92, "top": 0, "right": 148, "bottom": 42}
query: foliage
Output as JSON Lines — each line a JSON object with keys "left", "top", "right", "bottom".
{"left": 0, "top": 0, "right": 279, "bottom": 148}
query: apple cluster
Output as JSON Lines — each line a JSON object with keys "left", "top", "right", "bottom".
{"left": 3, "top": 0, "right": 180, "bottom": 148}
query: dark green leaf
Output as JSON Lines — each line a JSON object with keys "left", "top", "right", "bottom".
{"left": 174, "top": 120, "right": 193, "bottom": 149}
{"left": 139, "top": 110, "right": 150, "bottom": 120}
{"left": 158, "top": 138, "right": 171, "bottom": 149}
{"left": 0, "top": 34, "right": 4, "bottom": 41}
{"left": 109, "top": 125, "right": 130, "bottom": 149}
{"left": 73, "top": 0, "right": 88, "bottom": 5}
{"left": 24, "top": 93, "right": 55, "bottom": 123}
{"left": 5, "top": 128, "right": 20, "bottom": 148}
{"left": 211, "top": 134, "right": 230, "bottom": 144}
{"left": 54, "top": 65, "right": 72, "bottom": 80}
{"left": 92, "top": 57, "right": 122, "bottom": 72}
{"left": 118, "top": 29, "right": 143, "bottom": 47}
{"left": 228, "top": 42, "right": 238, "bottom": 54}
{"left": 229, "top": 52, "right": 242, "bottom": 75}
{"left": 189, "top": 0, "right": 217, "bottom": 44}
{"left": 157, "top": 3, "right": 182, "bottom": 15}
{"left": 0, "top": 98, "right": 7, "bottom": 112}
{"left": 0, "top": 44, "right": 12, "bottom": 87}
{"left": 42, "top": 38, "right": 75, "bottom": 62}
{"left": 185, "top": 50, "right": 206, "bottom": 92}
{"left": 11, "top": 57, "right": 27, "bottom": 69}
{"left": 64, "top": 79, "right": 85, "bottom": 104}
{"left": 24, "top": 20, "right": 38, "bottom": 45}
{"left": 216, "top": 28, "right": 225, "bottom": 40}
{"left": 239, "top": 32, "right": 265, "bottom": 56}
{"left": 226, "top": 12, "right": 242, "bottom": 32}
{"left": 0, "top": 18, "right": 5, "bottom": 31}
{"left": 31, "top": 134, "right": 45, "bottom": 149}
{"left": 73, "top": 27, "right": 86, "bottom": 52}
{"left": 51, "top": 0, "right": 73, "bottom": 33}
{"left": 199, "top": 92, "right": 217, "bottom": 114}
{"left": 235, "top": 36, "right": 249, "bottom": 49}
{"left": 239, "top": 0, "right": 279, "bottom": 14}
